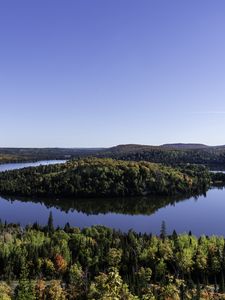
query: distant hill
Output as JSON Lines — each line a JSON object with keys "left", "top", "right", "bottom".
{"left": 160, "top": 143, "right": 209, "bottom": 150}
{"left": 106, "top": 143, "right": 225, "bottom": 152}
{"left": 102, "top": 144, "right": 159, "bottom": 154}
{"left": 1, "top": 143, "right": 225, "bottom": 165}
{"left": 161, "top": 143, "right": 225, "bottom": 150}
{"left": 95, "top": 143, "right": 225, "bottom": 165}
{"left": 0, "top": 147, "right": 105, "bottom": 163}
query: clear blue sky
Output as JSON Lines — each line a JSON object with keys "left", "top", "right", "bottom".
{"left": 1, "top": 0, "right": 225, "bottom": 147}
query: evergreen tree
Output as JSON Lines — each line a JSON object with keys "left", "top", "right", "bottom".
{"left": 47, "top": 211, "right": 54, "bottom": 233}
{"left": 160, "top": 220, "right": 167, "bottom": 240}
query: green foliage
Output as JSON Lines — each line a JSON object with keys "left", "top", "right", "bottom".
{"left": 0, "top": 223, "right": 225, "bottom": 298}
{"left": 14, "top": 259, "right": 35, "bottom": 300}
{"left": 88, "top": 267, "right": 138, "bottom": 300}
{"left": 2, "top": 144, "right": 225, "bottom": 166}
{"left": 0, "top": 158, "right": 210, "bottom": 197}
{"left": 44, "top": 280, "right": 66, "bottom": 300}
{"left": 97, "top": 144, "right": 225, "bottom": 166}
{"left": 107, "top": 248, "right": 122, "bottom": 267}
{"left": 211, "top": 172, "right": 225, "bottom": 186}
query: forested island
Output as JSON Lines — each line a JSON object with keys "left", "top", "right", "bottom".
{"left": 0, "top": 158, "right": 210, "bottom": 198}
{"left": 0, "top": 221, "right": 225, "bottom": 299}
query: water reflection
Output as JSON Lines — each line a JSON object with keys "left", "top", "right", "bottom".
{"left": 1, "top": 161, "right": 225, "bottom": 235}
{"left": 1, "top": 189, "right": 225, "bottom": 236}
{"left": 3, "top": 193, "right": 199, "bottom": 216}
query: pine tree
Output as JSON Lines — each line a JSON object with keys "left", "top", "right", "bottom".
{"left": 47, "top": 211, "right": 54, "bottom": 233}
{"left": 160, "top": 221, "right": 167, "bottom": 240}
{"left": 64, "top": 222, "right": 71, "bottom": 232}
{"left": 172, "top": 229, "right": 177, "bottom": 239}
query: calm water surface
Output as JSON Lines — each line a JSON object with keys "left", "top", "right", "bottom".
{"left": 0, "top": 161, "right": 225, "bottom": 236}
{"left": 0, "top": 160, "right": 66, "bottom": 172}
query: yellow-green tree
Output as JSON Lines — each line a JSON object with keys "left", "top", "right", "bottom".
{"left": 0, "top": 282, "right": 12, "bottom": 300}
{"left": 88, "top": 268, "right": 138, "bottom": 300}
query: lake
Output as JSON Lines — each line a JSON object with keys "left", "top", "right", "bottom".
{"left": 0, "top": 161, "right": 225, "bottom": 236}
{"left": 0, "top": 160, "right": 66, "bottom": 172}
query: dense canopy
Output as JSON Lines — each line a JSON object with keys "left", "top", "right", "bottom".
{"left": 0, "top": 158, "right": 210, "bottom": 197}
{"left": 0, "top": 222, "right": 225, "bottom": 299}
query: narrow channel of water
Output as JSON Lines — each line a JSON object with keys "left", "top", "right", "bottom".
{"left": 0, "top": 160, "right": 66, "bottom": 172}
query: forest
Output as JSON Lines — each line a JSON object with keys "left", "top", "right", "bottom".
{"left": 0, "top": 148, "right": 98, "bottom": 163}
{"left": 0, "top": 154, "right": 23, "bottom": 164}
{"left": 1, "top": 144, "right": 225, "bottom": 166}
{"left": 0, "top": 158, "right": 211, "bottom": 198}
{"left": 96, "top": 145, "right": 225, "bottom": 166}
{"left": 0, "top": 220, "right": 225, "bottom": 299}
{"left": 210, "top": 172, "right": 225, "bottom": 186}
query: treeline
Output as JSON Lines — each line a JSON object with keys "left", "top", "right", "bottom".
{"left": 0, "top": 148, "right": 101, "bottom": 163}
{"left": 1, "top": 221, "right": 225, "bottom": 299}
{"left": 0, "top": 158, "right": 210, "bottom": 197}
{"left": 96, "top": 145, "right": 225, "bottom": 166}
{"left": 2, "top": 144, "right": 225, "bottom": 166}
{"left": 211, "top": 172, "right": 225, "bottom": 186}
{"left": 0, "top": 154, "right": 24, "bottom": 164}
